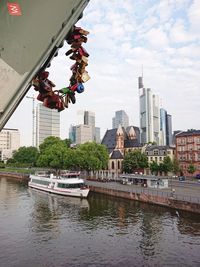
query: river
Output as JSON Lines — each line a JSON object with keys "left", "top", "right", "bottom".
{"left": 0, "top": 177, "right": 200, "bottom": 267}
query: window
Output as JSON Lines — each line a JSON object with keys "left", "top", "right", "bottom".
{"left": 118, "top": 161, "right": 120, "bottom": 169}
{"left": 112, "top": 161, "right": 115, "bottom": 169}
{"left": 153, "top": 150, "right": 159, "bottom": 155}
{"left": 159, "top": 157, "right": 162, "bottom": 161}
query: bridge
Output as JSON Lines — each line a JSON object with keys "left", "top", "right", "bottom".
{"left": 0, "top": 0, "right": 89, "bottom": 131}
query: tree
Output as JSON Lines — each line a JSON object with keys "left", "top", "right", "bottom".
{"left": 37, "top": 142, "right": 69, "bottom": 173}
{"left": 187, "top": 164, "right": 196, "bottom": 175}
{"left": 150, "top": 161, "right": 159, "bottom": 175}
{"left": 75, "top": 142, "right": 109, "bottom": 172}
{"left": 122, "top": 150, "right": 148, "bottom": 173}
{"left": 160, "top": 156, "right": 173, "bottom": 175}
{"left": 172, "top": 157, "right": 180, "bottom": 175}
{"left": 11, "top": 146, "right": 39, "bottom": 167}
{"left": 39, "top": 136, "right": 63, "bottom": 153}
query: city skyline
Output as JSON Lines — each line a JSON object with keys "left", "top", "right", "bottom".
{"left": 5, "top": 0, "right": 200, "bottom": 146}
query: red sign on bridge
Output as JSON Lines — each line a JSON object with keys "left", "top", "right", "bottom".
{"left": 7, "top": 2, "right": 22, "bottom": 16}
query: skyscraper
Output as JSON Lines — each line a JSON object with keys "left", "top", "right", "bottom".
{"left": 36, "top": 103, "right": 60, "bottom": 147}
{"left": 160, "top": 109, "right": 173, "bottom": 146}
{"left": 139, "top": 76, "right": 160, "bottom": 144}
{"left": 112, "top": 110, "right": 129, "bottom": 129}
{"left": 69, "top": 124, "right": 76, "bottom": 144}
{"left": 166, "top": 114, "right": 172, "bottom": 146}
{"left": 71, "top": 110, "right": 100, "bottom": 144}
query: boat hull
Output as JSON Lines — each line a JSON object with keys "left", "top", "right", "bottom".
{"left": 28, "top": 174, "right": 90, "bottom": 198}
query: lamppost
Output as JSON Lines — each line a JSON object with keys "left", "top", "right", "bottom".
{"left": 26, "top": 95, "right": 35, "bottom": 147}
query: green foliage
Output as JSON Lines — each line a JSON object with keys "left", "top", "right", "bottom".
{"left": 187, "top": 164, "right": 196, "bottom": 174}
{"left": 0, "top": 162, "right": 5, "bottom": 168}
{"left": 39, "top": 136, "right": 63, "bottom": 153}
{"left": 150, "top": 161, "right": 159, "bottom": 175}
{"left": 161, "top": 156, "right": 173, "bottom": 175}
{"left": 11, "top": 146, "right": 39, "bottom": 167}
{"left": 62, "top": 138, "right": 72, "bottom": 148}
{"left": 75, "top": 142, "right": 109, "bottom": 172}
{"left": 122, "top": 150, "right": 148, "bottom": 173}
{"left": 37, "top": 142, "right": 69, "bottom": 171}
{"left": 37, "top": 140, "right": 109, "bottom": 173}
{"left": 172, "top": 157, "right": 180, "bottom": 174}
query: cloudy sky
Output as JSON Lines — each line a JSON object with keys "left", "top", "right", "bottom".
{"left": 6, "top": 0, "right": 200, "bottom": 146}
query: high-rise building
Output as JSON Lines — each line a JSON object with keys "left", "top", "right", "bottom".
{"left": 166, "top": 114, "right": 172, "bottom": 146}
{"left": 0, "top": 128, "right": 20, "bottom": 161}
{"left": 112, "top": 110, "right": 129, "bottom": 129}
{"left": 160, "top": 108, "right": 167, "bottom": 145}
{"left": 84, "top": 111, "right": 95, "bottom": 140}
{"left": 69, "top": 124, "right": 76, "bottom": 144}
{"left": 72, "top": 110, "right": 100, "bottom": 144}
{"left": 95, "top": 127, "right": 101, "bottom": 143}
{"left": 76, "top": 124, "right": 93, "bottom": 144}
{"left": 160, "top": 109, "right": 173, "bottom": 146}
{"left": 36, "top": 103, "right": 60, "bottom": 147}
{"left": 139, "top": 76, "right": 160, "bottom": 144}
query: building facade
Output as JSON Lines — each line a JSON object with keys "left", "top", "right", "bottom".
{"left": 112, "top": 110, "right": 129, "bottom": 129}
{"left": 139, "top": 76, "right": 160, "bottom": 145}
{"left": 71, "top": 110, "right": 100, "bottom": 144}
{"left": 0, "top": 128, "right": 20, "bottom": 161}
{"left": 36, "top": 103, "right": 60, "bottom": 147}
{"left": 145, "top": 144, "right": 175, "bottom": 175}
{"left": 175, "top": 130, "right": 200, "bottom": 176}
{"left": 101, "top": 125, "right": 142, "bottom": 179}
{"left": 76, "top": 124, "right": 93, "bottom": 144}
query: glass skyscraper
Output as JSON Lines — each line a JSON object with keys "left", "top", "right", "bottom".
{"left": 112, "top": 110, "right": 129, "bottom": 129}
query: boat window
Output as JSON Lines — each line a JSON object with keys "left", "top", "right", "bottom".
{"left": 32, "top": 179, "right": 50, "bottom": 186}
{"left": 57, "top": 183, "right": 84, "bottom": 189}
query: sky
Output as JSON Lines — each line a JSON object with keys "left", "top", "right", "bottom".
{"left": 6, "top": 0, "right": 200, "bottom": 146}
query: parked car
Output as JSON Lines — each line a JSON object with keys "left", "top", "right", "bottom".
{"left": 179, "top": 176, "right": 186, "bottom": 181}
{"left": 195, "top": 174, "right": 200, "bottom": 179}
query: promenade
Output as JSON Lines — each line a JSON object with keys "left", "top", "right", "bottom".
{"left": 86, "top": 179, "right": 200, "bottom": 213}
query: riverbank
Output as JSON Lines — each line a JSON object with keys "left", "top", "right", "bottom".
{"left": 86, "top": 180, "right": 200, "bottom": 214}
{"left": 1, "top": 172, "right": 200, "bottom": 214}
{"left": 0, "top": 171, "right": 29, "bottom": 182}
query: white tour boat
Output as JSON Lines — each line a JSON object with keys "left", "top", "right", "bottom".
{"left": 28, "top": 171, "right": 90, "bottom": 198}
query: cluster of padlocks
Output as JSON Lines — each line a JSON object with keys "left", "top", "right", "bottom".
{"left": 32, "top": 25, "right": 90, "bottom": 111}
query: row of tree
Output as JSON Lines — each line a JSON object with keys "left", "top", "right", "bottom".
{"left": 5, "top": 136, "right": 196, "bottom": 176}
{"left": 7, "top": 137, "right": 109, "bottom": 173}
{"left": 122, "top": 150, "right": 178, "bottom": 175}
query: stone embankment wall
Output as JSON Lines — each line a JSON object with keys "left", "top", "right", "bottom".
{"left": 0, "top": 172, "right": 29, "bottom": 182}
{"left": 89, "top": 185, "right": 200, "bottom": 214}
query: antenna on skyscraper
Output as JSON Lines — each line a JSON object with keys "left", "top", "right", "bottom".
{"left": 141, "top": 64, "right": 143, "bottom": 78}
{"left": 138, "top": 65, "right": 144, "bottom": 89}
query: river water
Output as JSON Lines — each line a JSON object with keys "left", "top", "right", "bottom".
{"left": 0, "top": 178, "right": 200, "bottom": 267}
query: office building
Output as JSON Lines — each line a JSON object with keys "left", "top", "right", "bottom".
{"left": 36, "top": 103, "right": 60, "bottom": 147}
{"left": 69, "top": 124, "right": 76, "bottom": 144}
{"left": 139, "top": 76, "right": 160, "bottom": 144}
{"left": 95, "top": 127, "right": 101, "bottom": 143}
{"left": 0, "top": 128, "right": 20, "bottom": 161}
{"left": 76, "top": 124, "right": 93, "bottom": 144}
{"left": 166, "top": 114, "right": 172, "bottom": 146}
{"left": 112, "top": 110, "right": 129, "bottom": 129}
{"left": 72, "top": 110, "right": 100, "bottom": 144}
{"left": 160, "top": 109, "right": 173, "bottom": 146}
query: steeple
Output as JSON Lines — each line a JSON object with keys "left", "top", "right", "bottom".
{"left": 128, "top": 126, "right": 136, "bottom": 139}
